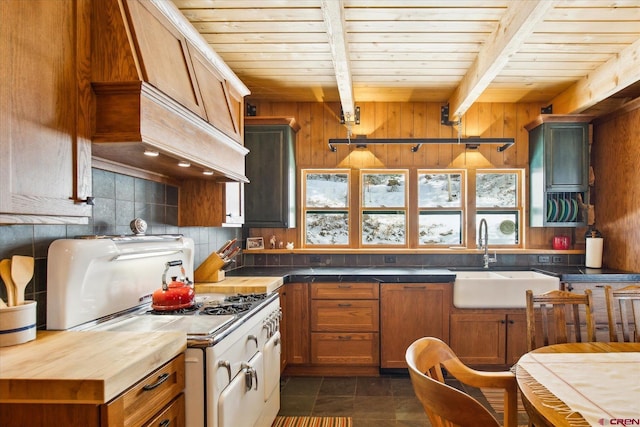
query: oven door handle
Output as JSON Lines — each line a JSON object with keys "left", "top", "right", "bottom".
{"left": 218, "top": 360, "right": 232, "bottom": 383}
{"left": 247, "top": 334, "right": 258, "bottom": 348}
{"left": 242, "top": 363, "right": 259, "bottom": 392}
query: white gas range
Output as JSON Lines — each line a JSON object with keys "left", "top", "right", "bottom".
{"left": 46, "top": 235, "right": 281, "bottom": 427}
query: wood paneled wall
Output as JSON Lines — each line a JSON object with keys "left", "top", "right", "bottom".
{"left": 248, "top": 100, "right": 578, "bottom": 250}
{"left": 593, "top": 106, "right": 640, "bottom": 271}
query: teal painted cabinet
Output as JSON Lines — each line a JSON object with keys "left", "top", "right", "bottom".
{"left": 526, "top": 115, "right": 592, "bottom": 227}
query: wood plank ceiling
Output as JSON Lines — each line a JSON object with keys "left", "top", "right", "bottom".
{"left": 172, "top": 0, "right": 640, "bottom": 120}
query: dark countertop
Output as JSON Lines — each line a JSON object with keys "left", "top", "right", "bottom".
{"left": 227, "top": 265, "right": 640, "bottom": 283}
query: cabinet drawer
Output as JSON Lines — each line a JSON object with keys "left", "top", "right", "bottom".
{"left": 311, "top": 283, "right": 379, "bottom": 300}
{"left": 142, "top": 393, "right": 185, "bottom": 427}
{"left": 103, "top": 353, "right": 185, "bottom": 427}
{"left": 311, "top": 300, "right": 379, "bottom": 332}
{"left": 311, "top": 333, "right": 379, "bottom": 365}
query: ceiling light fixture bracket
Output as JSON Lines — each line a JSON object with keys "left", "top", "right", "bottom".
{"left": 440, "top": 104, "right": 461, "bottom": 127}
{"left": 340, "top": 106, "right": 360, "bottom": 125}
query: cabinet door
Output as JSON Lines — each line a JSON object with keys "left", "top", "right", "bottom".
{"left": 244, "top": 125, "right": 296, "bottom": 228}
{"left": 223, "top": 182, "right": 244, "bottom": 226}
{"left": 505, "top": 313, "right": 527, "bottom": 365}
{"left": 544, "top": 123, "right": 589, "bottom": 191}
{"left": 1, "top": 0, "right": 92, "bottom": 224}
{"left": 450, "top": 313, "right": 506, "bottom": 365}
{"left": 284, "top": 283, "right": 310, "bottom": 365}
{"left": 380, "top": 283, "right": 451, "bottom": 369}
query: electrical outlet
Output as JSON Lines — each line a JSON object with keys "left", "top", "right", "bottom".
{"left": 552, "top": 256, "right": 563, "bottom": 263}
{"left": 538, "top": 255, "right": 550, "bottom": 263}
{"left": 384, "top": 255, "right": 396, "bottom": 263}
{"left": 309, "top": 255, "right": 321, "bottom": 263}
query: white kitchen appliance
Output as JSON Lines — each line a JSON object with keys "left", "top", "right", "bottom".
{"left": 46, "top": 235, "right": 281, "bottom": 427}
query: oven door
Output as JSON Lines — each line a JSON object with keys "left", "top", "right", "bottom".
{"left": 263, "top": 330, "right": 281, "bottom": 401}
{"left": 217, "top": 351, "right": 264, "bottom": 427}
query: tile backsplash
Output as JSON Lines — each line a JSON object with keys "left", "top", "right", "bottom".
{"left": 0, "top": 168, "right": 242, "bottom": 329}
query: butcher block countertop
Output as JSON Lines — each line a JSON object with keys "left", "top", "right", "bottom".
{"left": 0, "top": 330, "right": 186, "bottom": 404}
{"left": 195, "top": 275, "right": 284, "bottom": 294}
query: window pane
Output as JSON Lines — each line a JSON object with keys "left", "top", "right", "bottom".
{"left": 362, "top": 173, "right": 405, "bottom": 208}
{"left": 419, "top": 212, "right": 462, "bottom": 245}
{"left": 477, "top": 173, "right": 517, "bottom": 207}
{"left": 305, "top": 211, "right": 349, "bottom": 245}
{"left": 476, "top": 212, "right": 519, "bottom": 245}
{"left": 305, "top": 173, "right": 349, "bottom": 208}
{"left": 362, "top": 210, "right": 406, "bottom": 245}
{"left": 418, "top": 173, "right": 462, "bottom": 207}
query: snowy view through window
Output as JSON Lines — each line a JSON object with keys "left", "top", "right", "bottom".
{"left": 304, "top": 171, "right": 519, "bottom": 246}
{"left": 305, "top": 173, "right": 349, "bottom": 245}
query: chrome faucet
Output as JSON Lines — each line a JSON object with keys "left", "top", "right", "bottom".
{"left": 478, "top": 218, "right": 496, "bottom": 268}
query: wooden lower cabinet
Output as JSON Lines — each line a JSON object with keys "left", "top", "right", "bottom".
{"left": 310, "top": 283, "right": 380, "bottom": 368}
{"left": 380, "top": 283, "right": 451, "bottom": 368}
{"left": 283, "top": 283, "right": 310, "bottom": 366}
{"left": 450, "top": 312, "right": 526, "bottom": 366}
{"left": 0, "top": 354, "right": 185, "bottom": 427}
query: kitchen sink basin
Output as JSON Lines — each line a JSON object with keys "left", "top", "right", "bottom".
{"left": 453, "top": 271, "right": 559, "bottom": 309}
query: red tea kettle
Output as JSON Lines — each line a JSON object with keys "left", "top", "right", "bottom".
{"left": 152, "top": 260, "right": 195, "bottom": 311}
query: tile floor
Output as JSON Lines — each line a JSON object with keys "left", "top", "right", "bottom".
{"left": 278, "top": 375, "right": 526, "bottom": 427}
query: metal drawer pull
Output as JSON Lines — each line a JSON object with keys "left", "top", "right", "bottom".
{"left": 338, "top": 303, "right": 352, "bottom": 307}
{"left": 338, "top": 335, "right": 352, "bottom": 340}
{"left": 338, "top": 285, "right": 352, "bottom": 288}
{"left": 405, "top": 285, "right": 426, "bottom": 289}
{"left": 159, "top": 419, "right": 171, "bottom": 427}
{"left": 218, "top": 360, "right": 232, "bottom": 383}
{"left": 142, "top": 373, "right": 170, "bottom": 391}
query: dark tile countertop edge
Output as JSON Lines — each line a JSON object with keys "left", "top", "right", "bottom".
{"left": 226, "top": 266, "right": 640, "bottom": 283}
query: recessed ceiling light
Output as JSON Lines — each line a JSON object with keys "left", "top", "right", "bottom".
{"left": 144, "top": 149, "right": 159, "bottom": 157}
{"left": 202, "top": 170, "right": 214, "bottom": 176}
{"left": 178, "top": 161, "right": 191, "bottom": 167}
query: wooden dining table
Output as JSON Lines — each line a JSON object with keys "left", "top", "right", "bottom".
{"left": 515, "top": 342, "right": 640, "bottom": 427}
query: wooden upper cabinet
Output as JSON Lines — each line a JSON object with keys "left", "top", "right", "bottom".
{"left": 0, "top": 0, "right": 92, "bottom": 224}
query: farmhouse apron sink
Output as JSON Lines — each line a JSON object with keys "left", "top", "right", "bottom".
{"left": 453, "top": 271, "right": 560, "bottom": 308}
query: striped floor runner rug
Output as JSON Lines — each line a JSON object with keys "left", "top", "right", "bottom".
{"left": 271, "top": 416, "right": 352, "bottom": 427}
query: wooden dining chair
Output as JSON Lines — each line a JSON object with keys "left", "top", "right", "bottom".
{"left": 605, "top": 285, "right": 640, "bottom": 342}
{"left": 406, "top": 337, "right": 518, "bottom": 427}
{"left": 525, "top": 289, "right": 596, "bottom": 351}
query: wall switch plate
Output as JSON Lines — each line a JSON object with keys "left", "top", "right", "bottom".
{"left": 384, "top": 255, "right": 396, "bottom": 263}
{"left": 552, "top": 256, "right": 563, "bottom": 263}
{"left": 538, "top": 255, "right": 550, "bottom": 263}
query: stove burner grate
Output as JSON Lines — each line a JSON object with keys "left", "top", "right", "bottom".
{"left": 224, "top": 293, "right": 267, "bottom": 304}
{"left": 201, "top": 302, "right": 252, "bottom": 316}
{"left": 147, "top": 303, "right": 201, "bottom": 315}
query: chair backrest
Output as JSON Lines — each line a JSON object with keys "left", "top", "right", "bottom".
{"left": 526, "top": 289, "right": 596, "bottom": 351}
{"left": 405, "top": 337, "right": 517, "bottom": 427}
{"left": 605, "top": 285, "right": 640, "bottom": 342}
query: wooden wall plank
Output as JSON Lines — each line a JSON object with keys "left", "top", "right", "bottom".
{"left": 243, "top": 100, "right": 598, "bottom": 250}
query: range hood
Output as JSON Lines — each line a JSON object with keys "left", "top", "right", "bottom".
{"left": 91, "top": 0, "right": 250, "bottom": 182}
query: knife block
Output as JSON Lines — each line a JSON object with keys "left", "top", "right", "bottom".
{"left": 194, "top": 252, "right": 226, "bottom": 282}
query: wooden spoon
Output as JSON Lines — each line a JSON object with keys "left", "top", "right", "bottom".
{"left": 11, "top": 255, "right": 34, "bottom": 305}
{"left": 0, "top": 259, "right": 16, "bottom": 307}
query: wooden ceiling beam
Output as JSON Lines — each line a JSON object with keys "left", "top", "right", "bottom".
{"left": 550, "top": 38, "right": 640, "bottom": 114}
{"left": 447, "top": 0, "right": 554, "bottom": 121}
{"left": 320, "top": 0, "right": 355, "bottom": 122}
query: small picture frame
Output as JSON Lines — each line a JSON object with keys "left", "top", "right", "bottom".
{"left": 246, "top": 237, "right": 264, "bottom": 250}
